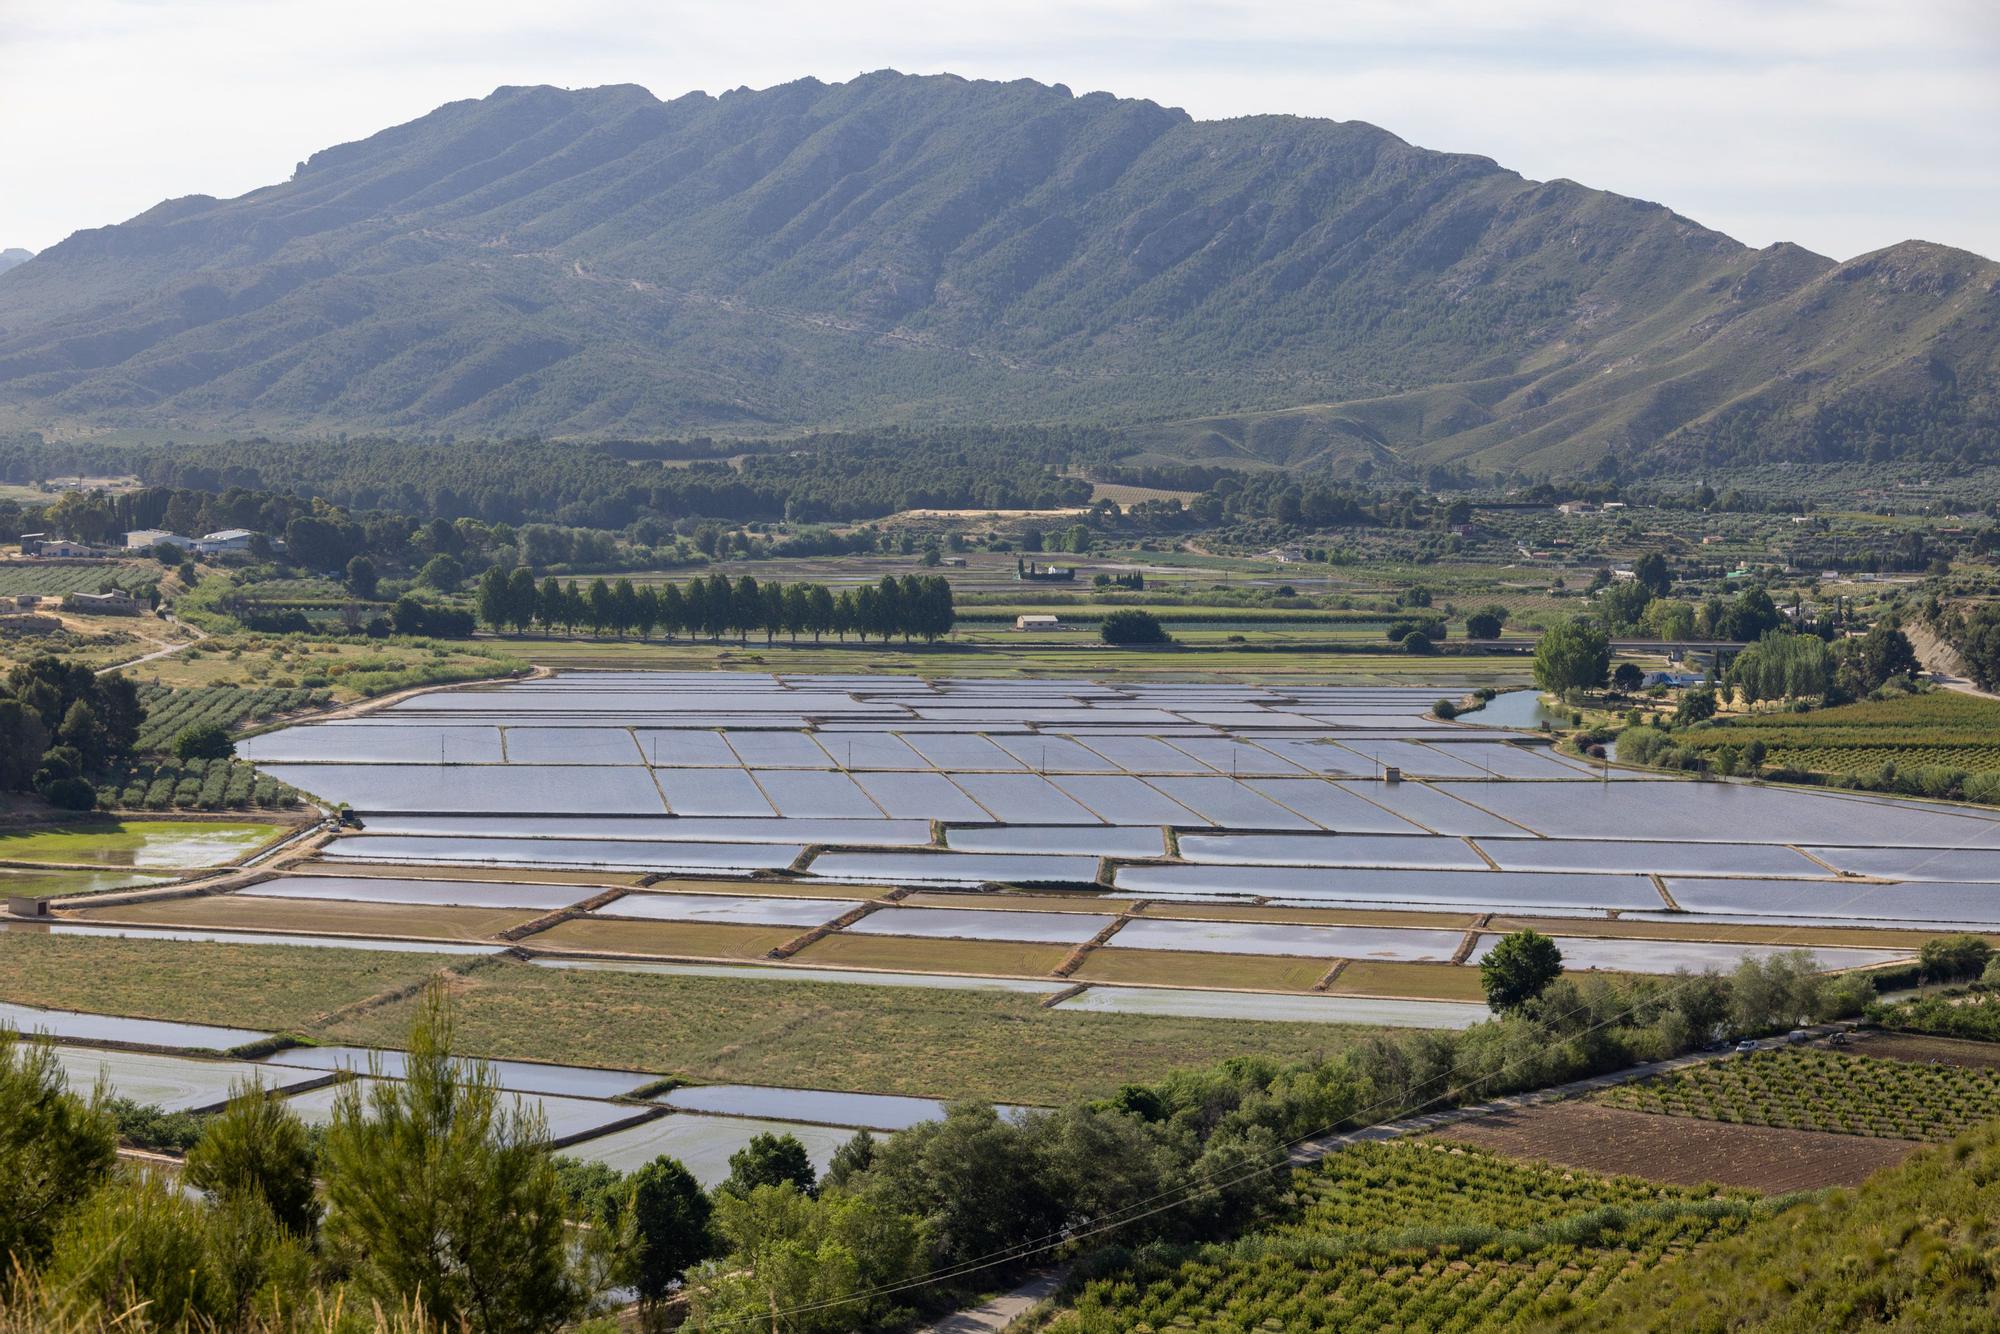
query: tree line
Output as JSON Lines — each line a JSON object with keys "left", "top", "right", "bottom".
{"left": 474, "top": 570, "right": 957, "bottom": 643}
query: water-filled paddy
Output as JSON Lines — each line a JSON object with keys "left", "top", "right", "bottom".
{"left": 567, "top": 1112, "right": 855, "bottom": 1182}
{"left": 0, "top": 820, "right": 284, "bottom": 868}
{"left": 49, "top": 1045, "right": 324, "bottom": 1112}
{"left": 0, "top": 1001, "right": 273, "bottom": 1051}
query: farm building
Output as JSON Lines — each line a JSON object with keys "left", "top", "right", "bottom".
{"left": 125, "top": 529, "right": 194, "bottom": 550}
{"left": 1014, "top": 614, "right": 1062, "bottom": 631}
{"left": 194, "top": 529, "right": 262, "bottom": 555}
{"left": 24, "top": 537, "right": 108, "bottom": 558}
{"left": 65, "top": 589, "right": 140, "bottom": 615}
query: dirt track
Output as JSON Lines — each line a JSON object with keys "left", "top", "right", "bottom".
{"left": 1429, "top": 1100, "right": 1919, "bottom": 1193}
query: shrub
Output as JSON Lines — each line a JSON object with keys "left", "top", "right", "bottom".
{"left": 1100, "top": 610, "right": 1170, "bottom": 645}
{"left": 174, "top": 722, "right": 236, "bottom": 761}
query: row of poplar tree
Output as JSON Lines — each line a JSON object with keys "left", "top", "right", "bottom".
{"left": 474, "top": 570, "right": 957, "bottom": 643}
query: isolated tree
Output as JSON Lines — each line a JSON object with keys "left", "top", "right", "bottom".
{"left": 1464, "top": 607, "right": 1505, "bottom": 640}
{"left": 1101, "top": 609, "right": 1169, "bottom": 645}
{"left": 320, "top": 987, "right": 584, "bottom": 1330}
{"left": 1532, "top": 619, "right": 1610, "bottom": 701}
{"left": 1633, "top": 552, "right": 1672, "bottom": 597}
{"left": 174, "top": 722, "right": 235, "bottom": 761}
{"left": 1479, "top": 929, "right": 1564, "bottom": 1012}
{"left": 627, "top": 1156, "right": 713, "bottom": 1303}
{"left": 476, "top": 567, "right": 511, "bottom": 632}
{"left": 1855, "top": 624, "right": 1920, "bottom": 690}
{"left": 1675, "top": 688, "right": 1719, "bottom": 725}
{"left": 418, "top": 554, "right": 463, "bottom": 592}
{"left": 1611, "top": 662, "right": 1645, "bottom": 693}
{"left": 345, "top": 555, "right": 378, "bottom": 599}
{"left": 721, "top": 1133, "right": 817, "bottom": 1198}
{"left": 506, "top": 567, "right": 538, "bottom": 634}
{"left": 184, "top": 1079, "right": 320, "bottom": 1235}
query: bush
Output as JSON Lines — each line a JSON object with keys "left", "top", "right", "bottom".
{"left": 39, "top": 775, "right": 98, "bottom": 810}
{"left": 1100, "top": 610, "right": 1170, "bottom": 645}
{"left": 174, "top": 722, "right": 236, "bottom": 761}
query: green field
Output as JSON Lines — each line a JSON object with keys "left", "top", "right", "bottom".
{"left": 503, "top": 634, "right": 1531, "bottom": 684}
{"left": 1049, "top": 1140, "right": 1767, "bottom": 1332}
{"left": 0, "top": 561, "right": 154, "bottom": 596}
{"left": 1681, "top": 691, "right": 2000, "bottom": 776}
{"left": 1596, "top": 1048, "right": 2000, "bottom": 1142}
{"left": 0, "top": 818, "right": 286, "bottom": 867}
{"left": 0, "top": 934, "right": 1361, "bottom": 1104}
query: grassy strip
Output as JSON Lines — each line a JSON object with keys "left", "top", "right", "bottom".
{"left": 1073, "top": 947, "right": 1331, "bottom": 992}
{"left": 67, "top": 896, "right": 538, "bottom": 941}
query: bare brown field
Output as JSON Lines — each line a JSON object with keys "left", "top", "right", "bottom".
{"left": 527, "top": 917, "right": 800, "bottom": 959}
{"left": 62, "top": 895, "right": 534, "bottom": 941}
{"left": 1846, "top": 1033, "right": 2000, "bottom": 1070}
{"left": 1431, "top": 1101, "right": 1920, "bottom": 1193}
{"left": 1073, "top": 947, "right": 1328, "bottom": 992}
{"left": 788, "top": 933, "right": 1070, "bottom": 976}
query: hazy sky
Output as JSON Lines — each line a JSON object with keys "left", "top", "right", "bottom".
{"left": 2, "top": 0, "right": 1996, "bottom": 260}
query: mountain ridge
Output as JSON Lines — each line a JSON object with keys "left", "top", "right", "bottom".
{"left": 0, "top": 72, "right": 1993, "bottom": 474}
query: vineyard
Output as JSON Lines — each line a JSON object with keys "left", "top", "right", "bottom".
{"left": 1047, "top": 1142, "right": 1767, "bottom": 1332}
{"left": 1596, "top": 1049, "right": 2000, "bottom": 1142}
{"left": 0, "top": 562, "right": 155, "bottom": 597}
{"left": 95, "top": 757, "right": 301, "bottom": 811}
{"left": 1683, "top": 691, "right": 2000, "bottom": 776}
{"left": 133, "top": 684, "right": 332, "bottom": 753}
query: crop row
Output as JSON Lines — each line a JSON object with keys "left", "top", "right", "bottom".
{"left": 1692, "top": 742, "right": 2000, "bottom": 776}
{"left": 0, "top": 563, "right": 155, "bottom": 596}
{"left": 96, "top": 757, "right": 301, "bottom": 812}
{"left": 1049, "top": 1142, "right": 1758, "bottom": 1332}
{"left": 134, "top": 684, "right": 331, "bottom": 753}
{"left": 1596, "top": 1050, "right": 2000, "bottom": 1142}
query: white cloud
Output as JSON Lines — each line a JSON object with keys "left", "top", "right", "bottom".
{"left": 0, "top": 0, "right": 1993, "bottom": 259}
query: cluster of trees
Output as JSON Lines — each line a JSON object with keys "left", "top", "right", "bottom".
{"left": 1593, "top": 578, "right": 1787, "bottom": 643}
{"left": 474, "top": 571, "right": 957, "bottom": 644}
{"left": 0, "top": 658, "right": 142, "bottom": 810}
{"left": 1532, "top": 619, "right": 1613, "bottom": 700}
{"left": 0, "top": 943, "right": 1876, "bottom": 1333}
{"left": 5, "top": 429, "right": 1109, "bottom": 530}
{"left": 1948, "top": 604, "right": 2000, "bottom": 691}
{"left": 1724, "top": 631, "right": 1835, "bottom": 705}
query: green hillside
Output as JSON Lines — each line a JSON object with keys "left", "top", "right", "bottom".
{"left": 0, "top": 72, "right": 1993, "bottom": 473}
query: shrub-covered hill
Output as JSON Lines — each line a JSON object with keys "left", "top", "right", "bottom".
{"left": 1, "top": 72, "right": 1994, "bottom": 473}
{"left": 1554, "top": 1119, "right": 2000, "bottom": 1331}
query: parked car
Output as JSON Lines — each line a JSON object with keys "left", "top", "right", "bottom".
{"left": 1786, "top": 1029, "right": 1811, "bottom": 1045}
{"left": 1735, "top": 1039, "right": 1760, "bottom": 1056}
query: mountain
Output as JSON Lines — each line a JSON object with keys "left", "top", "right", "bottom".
{"left": 0, "top": 73, "right": 1994, "bottom": 474}
{"left": 0, "top": 249, "right": 31, "bottom": 276}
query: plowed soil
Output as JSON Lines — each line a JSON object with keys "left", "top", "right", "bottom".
{"left": 1430, "top": 1100, "right": 1919, "bottom": 1193}
{"left": 1852, "top": 1033, "right": 2000, "bottom": 1069}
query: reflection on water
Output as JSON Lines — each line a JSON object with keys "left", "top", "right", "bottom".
{"left": 1461, "top": 690, "right": 1573, "bottom": 731}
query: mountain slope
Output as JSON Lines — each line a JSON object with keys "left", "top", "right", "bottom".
{"left": 0, "top": 72, "right": 1994, "bottom": 473}
{"left": 0, "top": 249, "right": 30, "bottom": 276}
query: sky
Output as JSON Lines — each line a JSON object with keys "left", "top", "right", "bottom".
{"left": 1, "top": 0, "right": 1996, "bottom": 261}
